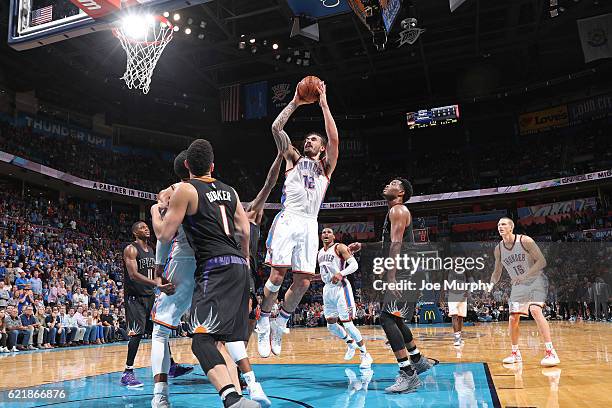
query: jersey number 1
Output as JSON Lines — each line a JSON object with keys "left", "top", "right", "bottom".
{"left": 219, "top": 205, "right": 230, "bottom": 235}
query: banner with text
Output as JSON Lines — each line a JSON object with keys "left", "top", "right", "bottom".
{"left": 0, "top": 152, "right": 156, "bottom": 201}
{"left": 2, "top": 149, "right": 611, "bottom": 207}
{"left": 568, "top": 93, "right": 612, "bottom": 124}
{"left": 518, "top": 197, "right": 598, "bottom": 224}
{"left": 518, "top": 105, "right": 569, "bottom": 135}
{"left": 322, "top": 221, "right": 375, "bottom": 239}
{"left": 16, "top": 114, "right": 112, "bottom": 150}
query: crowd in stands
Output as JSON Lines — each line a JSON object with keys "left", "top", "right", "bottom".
{"left": 0, "top": 184, "right": 137, "bottom": 352}
{"left": 1, "top": 116, "right": 611, "bottom": 203}
{"left": 1, "top": 114, "right": 611, "bottom": 353}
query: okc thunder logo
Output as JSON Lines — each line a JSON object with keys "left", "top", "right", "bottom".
{"left": 272, "top": 83, "right": 291, "bottom": 103}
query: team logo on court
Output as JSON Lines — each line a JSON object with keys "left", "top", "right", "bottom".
{"left": 272, "top": 83, "right": 291, "bottom": 103}
{"left": 189, "top": 307, "right": 221, "bottom": 334}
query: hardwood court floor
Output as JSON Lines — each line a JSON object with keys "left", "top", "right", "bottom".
{"left": 0, "top": 321, "right": 610, "bottom": 407}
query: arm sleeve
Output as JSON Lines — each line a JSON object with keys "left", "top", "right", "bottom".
{"left": 340, "top": 257, "right": 358, "bottom": 277}
{"left": 155, "top": 240, "right": 172, "bottom": 265}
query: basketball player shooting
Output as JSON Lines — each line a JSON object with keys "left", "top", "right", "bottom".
{"left": 490, "top": 217, "right": 560, "bottom": 367}
{"left": 317, "top": 227, "right": 373, "bottom": 369}
{"left": 256, "top": 79, "right": 339, "bottom": 358}
{"left": 349, "top": 178, "right": 432, "bottom": 393}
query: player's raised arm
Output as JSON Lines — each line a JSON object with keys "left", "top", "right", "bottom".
{"left": 154, "top": 183, "right": 193, "bottom": 244}
{"left": 271, "top": 88, "right": 304, "bottom": 163}
{"left": 233, "top": 190, "right": 251, "bottom": 261}
{"left": 490, "top": 245, "right": 503, "bottom": 286}
{"left": 318, "top": 82, "right": 339, "bottom": 177}
{"left": 247, "top": 152, "right": 283, "bottom": 214}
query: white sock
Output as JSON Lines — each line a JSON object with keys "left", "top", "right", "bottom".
{"left": 277, "top": 308, "right": 291, "bottom": 328}
{"left": 243, "top": 371, "right": 256, "bottom": 386}
{"left": 408, "top": 347, "right": 420, "bottom": 356}
{"left": 545, "top": 342, "right": 554, "bottom": 351}
{"left": 258, "top": 313, "right": 270, "bottom": 330}
{"left": 154, "top": 382, "right": 168, "bottom": 396}
{"left": 358, "top": 344, "right": 367, "bottom": 353}
{"left": 454, "top": 331, "right": 461, "bottom": 339}
{"left": 151, "top": 325, "right": 171, "bottom": 376}
{"left": 512, "top": 344, "right": 520, "bottom": 353}
{"left": 398, "top": 359, "right": 410, "bottom": 368}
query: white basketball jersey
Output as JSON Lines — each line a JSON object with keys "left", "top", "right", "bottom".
{"left": 170, "top": 225, "right": 195, "bottom": 260}
{"left": 499, "top": 235, "right": 535, "bottom": 280}
{"left": 281, "top": 157, "right": 329, "bottom": 217}
{"left": 317, "top": 244, "right": 344, "bottom": 285}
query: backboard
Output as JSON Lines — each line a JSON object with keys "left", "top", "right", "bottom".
{"left": 8, "top": 0, "right": 211, "bottom": 50}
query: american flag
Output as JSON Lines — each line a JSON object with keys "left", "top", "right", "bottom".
{"left": 31, "top": 5, "right": 53, "bottom": 26}
{"left": 220, "top": 84, "right": 241, "bottom": 122}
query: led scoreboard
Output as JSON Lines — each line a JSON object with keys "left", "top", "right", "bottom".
{"left": 406, "top": 104, "right": 460, "bottom": 130}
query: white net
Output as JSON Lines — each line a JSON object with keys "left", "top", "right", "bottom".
{"left": 114, "top": 17, "right": 173, "bottom": 94}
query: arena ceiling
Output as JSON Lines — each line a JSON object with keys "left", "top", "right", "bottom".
{"left": 1, "top": 0, "right": 611, "bottom": 132}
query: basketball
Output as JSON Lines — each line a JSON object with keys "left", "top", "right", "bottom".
{"left": 297, "top": 75, "right": 322, "bottom": 103}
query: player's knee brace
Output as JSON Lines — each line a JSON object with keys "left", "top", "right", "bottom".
{"left": 265, "top": 279, "right": 281, "bottom": 293}
{"left": 152, "top": 324, "right": 172, "bottom": 341}
{"left": 191, "top": 334, "right": 226, "bottom": 373}
{"left": 343, "top": 321, "right": 363, "bottom": 343}
{"left": 225, "top": 341, "right": 248, "bottom": 363}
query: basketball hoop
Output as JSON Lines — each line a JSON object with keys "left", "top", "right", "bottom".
{"left": 113, "top": 15, "right": 174, "bottom": 94}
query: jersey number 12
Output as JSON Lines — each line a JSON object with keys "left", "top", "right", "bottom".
{"left": 303, "top": 175, "right": 315, "bottom": 189}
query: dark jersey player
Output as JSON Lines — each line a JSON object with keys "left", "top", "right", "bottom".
{"left": 155, "top": 139, "right": 261, "bottom": 408}
{"left": 120, "top": 222, "right": 175, "bottom": 388}
{"left": 350, "top": 178, "right": 432, "bottom": 393}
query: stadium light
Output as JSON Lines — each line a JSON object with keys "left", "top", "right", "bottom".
{"left": 121, "top": 15, "right": 154, "bottom": 41}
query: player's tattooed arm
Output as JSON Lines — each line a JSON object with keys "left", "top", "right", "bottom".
{"left": 271, "top": 101, "right": 299, "bottom": 156}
